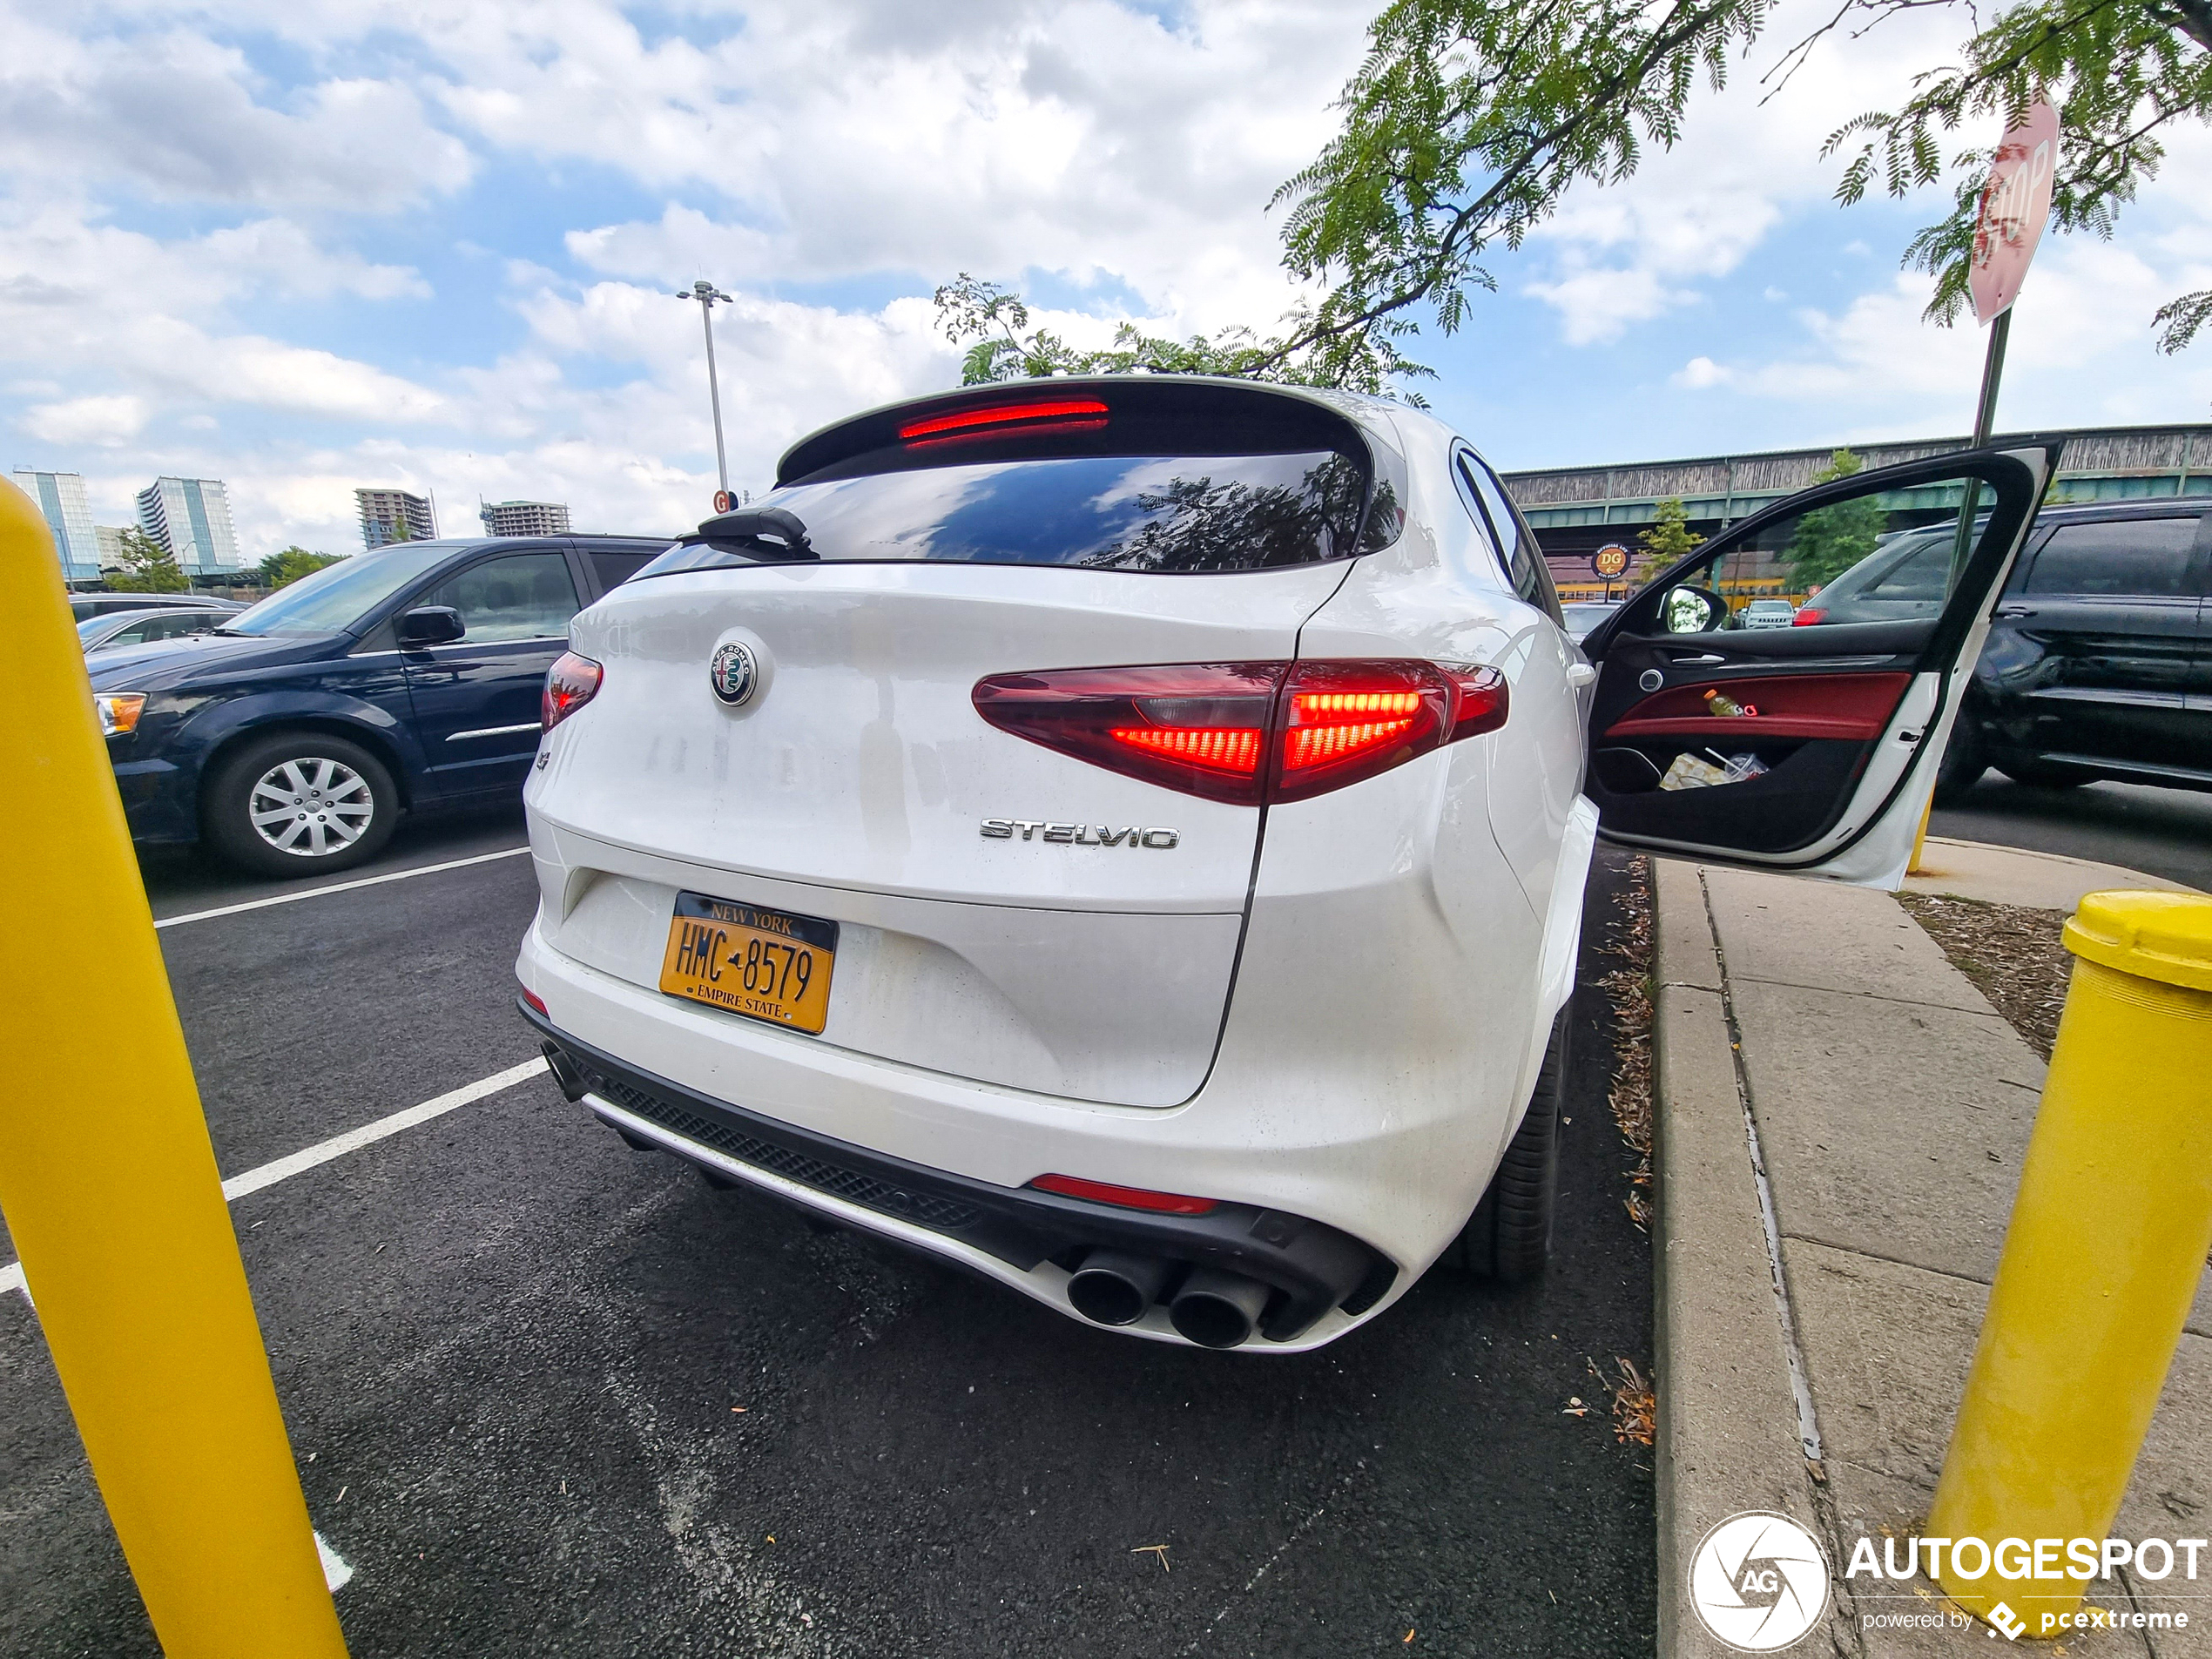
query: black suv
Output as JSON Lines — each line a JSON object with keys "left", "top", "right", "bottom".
{"left": 1935, "top": 499, "right": 2211, "bottom": 802}
{"left": 89, "top": 533, "right": 669, "bottom": 875}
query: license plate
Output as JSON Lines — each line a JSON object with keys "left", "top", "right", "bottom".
{"left": 658, "top": 893, "right": 838, "bottom": 1035}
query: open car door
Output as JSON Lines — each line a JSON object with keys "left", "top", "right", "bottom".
{"left": 1578, "top": 439, "right": 2062, "bottom": 887}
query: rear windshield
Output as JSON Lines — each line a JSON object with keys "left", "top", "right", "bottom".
{"left": 640, "top": 449, "right": 1375, "bottom": 579}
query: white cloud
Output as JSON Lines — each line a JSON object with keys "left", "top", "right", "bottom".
{"left": 0, "top": 24, "right": 473, "bottom": 209}
{"left": 1673, "top": 356, "right": 1731, "bottom": 390}
{"left": 19, "top": 394, "right": 149, "bottom": 446}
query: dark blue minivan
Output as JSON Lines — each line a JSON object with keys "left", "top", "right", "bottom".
{"left": 89, "top": 534, "right": 668, "bottom": 876}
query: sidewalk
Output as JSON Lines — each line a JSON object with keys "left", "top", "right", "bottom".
{"left": 1653, "top": 845, "right": 2212, "bottom": 1657}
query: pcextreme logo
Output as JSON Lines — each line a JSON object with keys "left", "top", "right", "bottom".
{"left": 1689, "top": 1512, "right": 1832, "bottom": 1651}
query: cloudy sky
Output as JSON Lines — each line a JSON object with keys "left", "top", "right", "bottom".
{"left": 7, "top": 0, "right": 2211, "bottom": 558}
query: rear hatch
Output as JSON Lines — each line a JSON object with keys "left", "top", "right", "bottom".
{"left": 530, "top": 380, "right": 1402, "bottom": 1106}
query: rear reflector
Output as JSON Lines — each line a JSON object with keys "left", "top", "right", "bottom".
{"left": 1028, "top": 1173, "right": 1219, "bottom": 1215}
{"left": 520, "top": 988, "right": 549, "bottom": 1016}
{"left": 898, "top": 398, "right": 1110, "bottom": 443}
{"left": 973, "top": 659, "right": 1507, "bottom": 805}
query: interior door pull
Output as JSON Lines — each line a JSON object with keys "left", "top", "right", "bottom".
{"left": 1669, "top": 652, "right": 1727, "bottom": 664}
{"left": 1993, "top": 604, "right": 2036, "bottom": 618}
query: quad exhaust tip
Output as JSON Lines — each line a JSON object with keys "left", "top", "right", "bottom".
{"left": 1066, "top": 1250, "right": 1171, "bottom": 1327}
{"left": 1067, "top": 1251, "right": 1273, "bottom": 1348}
{"left": 1168, "top": 1267, "right": 1271, "bottom": 1350}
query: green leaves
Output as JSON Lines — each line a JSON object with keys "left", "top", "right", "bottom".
{"left": 1272, "top": 0, "right": 1770, "bottom": 381}
{"left": 1823, "top": 0, "right": 2212, "bottom": 342}
{"left": 105, "top": 527, "right": 190, "bottom": 593}
{"left": 1273, "top": 0, "right": 2212, "bottom": 368}
{"left": 930, "top": 273, "right": 1428, "bottom": 399}
{"left": 260, "top": 547, "right": 341, "bottom": 590}
{"left": 1636, "top": 497, "right": 1707, "bottom": 575}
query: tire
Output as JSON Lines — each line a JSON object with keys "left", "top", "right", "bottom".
{"left": 203, "top": 730, "right": 400, "bottom": 878}
{"left": 1931, "top": 715, "right": 1987, "bottom": 806}
{"left": 1448, "top": 1004, "right": 1570, "bottom": 1282}
{"left": 1993, "top": 757, "right": 2089, "bottom": 789}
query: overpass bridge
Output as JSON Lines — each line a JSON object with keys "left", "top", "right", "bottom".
{"left": 1502, "top": 422, "right": 2212, "bottom": 591}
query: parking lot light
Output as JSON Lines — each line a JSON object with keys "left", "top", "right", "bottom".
{"left": 0, "top": 477, "right": 349, "bottom": 1657}
{"left": 1927, "top": 888, "right": 2212, "bottom": 1629}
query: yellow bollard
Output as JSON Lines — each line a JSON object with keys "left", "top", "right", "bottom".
{"left": 1908, "top": 799, "right": 1932, "bottom": 875}
{"left": 1926, "top": 889, "right": 2212, "bottom": 1630}
{"left": 0, "top": 480, "right": 349, "bottom": 1656}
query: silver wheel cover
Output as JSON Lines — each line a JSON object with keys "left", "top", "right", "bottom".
{"left": 246, "top": 756, "right": 375, "bottom": 858}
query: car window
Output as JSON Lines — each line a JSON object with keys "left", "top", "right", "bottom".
{"left": 2024, "top": 517, "right": 2200, "bottom": 597}
{"left": 423, "top": 551, "right": 581, "bottom": 643}
{"left": 1450, "top": 452, "right": 1511, "bottom": 580}
{"left": 639, "top": 451, "right": 1370, "bottom": 578}
{"left": 589, "top": 548, "right": 658, "bottom": 590}
{"left": 1457, "top": 449, "right": 1562, "bottom": 622}
{"left": 226, "top": 545, "right": 455, "bottom": 636}
{"left": 138, "top": 612, "right": 208, "bottom": 641}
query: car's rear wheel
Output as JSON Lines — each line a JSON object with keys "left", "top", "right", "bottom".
{"left": 204, "top": 731, "right": 399, "bottom": 877}
{"left": 1447, "top": 1004, "right": 1570, "bottom": 1282}
{"left": 1931, "top": 714, "right": 1987, "bottom": 806}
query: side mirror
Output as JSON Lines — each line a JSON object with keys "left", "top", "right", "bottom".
{"left": 397, "top": 605, "right": 465, "bottom": 647}
{"left": 1661, "top": 586, "right": 1727, "bottom": 635}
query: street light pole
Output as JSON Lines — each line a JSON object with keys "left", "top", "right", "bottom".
{"left": 676, "top": 280, "right": 734, "bottom": 506}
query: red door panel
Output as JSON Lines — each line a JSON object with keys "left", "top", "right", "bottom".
{"left": 1603, "top": 671, "right": 1912, "bottom": 744}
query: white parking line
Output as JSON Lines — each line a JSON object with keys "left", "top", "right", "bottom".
{"left": 2, "top": 1056, "right": 550, "bottom": 1303}
{"left": 153, "top": 846, "right": 531, "bottom": 930}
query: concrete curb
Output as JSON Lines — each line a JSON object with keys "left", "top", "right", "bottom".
{"left": 1651, "top": 859, "right": 1829, "bottom": 1658}
{"left": 1905, "top": 836, "right": 2201, "bottom": 910}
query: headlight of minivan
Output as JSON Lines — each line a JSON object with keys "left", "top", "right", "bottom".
{"left": 95, "top": 692, "right": 146, "bottom": 736}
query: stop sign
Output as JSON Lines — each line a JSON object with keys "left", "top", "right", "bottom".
{"left": 1968, "top": 99, "right": 2058, "bottom": 324}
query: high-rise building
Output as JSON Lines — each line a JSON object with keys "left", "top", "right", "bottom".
{"left": 96, "top": 525, "right": 131, "bottom": 570}
{"left": 136, "top": 477, "right": 242, "bottom": 571}
{"left": 13, "top": 469, "right": 103, "bottom": 583}
{"left": 478, "top": 499, "right": 571, "bottom": 537}
{"left": 356, "top": 489, "right": 437, "bottom": 549}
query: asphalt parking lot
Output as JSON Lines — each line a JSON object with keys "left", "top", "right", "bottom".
{"left": 1, "top": 811, "right": 1658, "bottom": 1658}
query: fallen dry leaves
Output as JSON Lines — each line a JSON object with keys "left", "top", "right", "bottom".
{"left": 1595, "top": 854, "right": 1655, "bottom": 1230}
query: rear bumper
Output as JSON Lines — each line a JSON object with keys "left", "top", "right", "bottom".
{"left": 520, "top": 996, "right": 1393, "bottom": 1346}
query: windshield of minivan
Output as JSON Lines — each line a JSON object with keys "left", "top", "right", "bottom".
{"left": 219, "top": 544, "right": 454, "bottom": 636}
{"left": 638, "top": 451, "right": 1369, "bottom": 578}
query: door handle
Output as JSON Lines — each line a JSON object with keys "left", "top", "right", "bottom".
{"left": 1669, "top": 652, "right": 1727, "bottom": 664}
{"left": 1993, "top": 605, "right": 2036, "bottom": 619}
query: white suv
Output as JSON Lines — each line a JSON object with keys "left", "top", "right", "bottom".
{"left": 516, "top": 379, "right": 2052, "bottom": 1349}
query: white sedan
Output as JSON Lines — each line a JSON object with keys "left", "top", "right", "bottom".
{"left": 516, "top": 378, "right": 2051, "bottom": 1349}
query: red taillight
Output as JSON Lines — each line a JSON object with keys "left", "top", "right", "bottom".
{"left": 898, "top": 398, "right": 1110, "bottom": 443}
{"left": 1791, "top": 607, "right": 1825, "bottom": 627}
{"left": 1028, "top": 1173, "right": 1219, "bottom": 1215}
{"left": 972, "top": 659, "right": 1507, "bottom": 805}
{"left": 974, "top": 663, "right": 1282, "bottom": 803}
{"left": 543, "top": 651, "right": 603, "bottom": 731}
